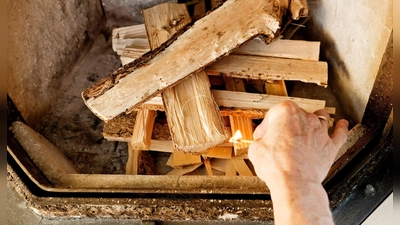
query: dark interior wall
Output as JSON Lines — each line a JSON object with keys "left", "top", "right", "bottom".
{"left": 101, "top": 0, "right": 166, "bottom": 28}
{"left": 7, "top": 0, "right": 104, "bottom": 127}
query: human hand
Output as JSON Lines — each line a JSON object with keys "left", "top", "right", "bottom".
{"left": 248, "top": 100, "right": 349, "bottom": 191}
{"left": 248, "top": 100, "right": 349, "bottom": 224}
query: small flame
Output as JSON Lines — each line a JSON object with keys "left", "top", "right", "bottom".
{"left": 229, "top": 130, "right": 243, "bottom": 143}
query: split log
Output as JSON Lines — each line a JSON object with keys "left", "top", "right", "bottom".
{"left": 82, "top": 0, "right": 292, "bottom": 121}
{"left": 119, "top": 37, "right": 320, "bottom": 65}
{"left": 120, "top": 45, "right": 150, "bottom": 65}
{"left": 126, "top": 109, "right": 157, "bottom": 175}
{"left": 234, "top": 38, "right": 320, "bottom": 61}
{"left": 162, "top": 71, "right": 227, "bottom": 153}
{"left": 206, "top": 55, "right": 328, "bottom": 87}
{"left": 113, "top": 38, "right": 149, "bottom": 56}
{"left": 126, "top": 3, "right": 191, "bottom": 174}
{"left": 142, "top": 3, "right": 226, "bottom": 153}
{"left": 112, "top": 24, "right": 148, "bottom": 54}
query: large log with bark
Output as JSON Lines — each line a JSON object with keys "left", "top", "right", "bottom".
{"left": 82, "top": 0, "right": 299, "bottom": 121}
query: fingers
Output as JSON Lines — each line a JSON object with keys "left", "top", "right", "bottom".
{"left": 313, "top": 109, "right": 330, "bottom": 130}
{"left": 253, "top": 100, "right": 302, "bottom": 139}
{"left": 330, "top": 119, "right": 349, "bottom": 150}
{"left": 253, "top": 117, "right": 268, "bottom": 140}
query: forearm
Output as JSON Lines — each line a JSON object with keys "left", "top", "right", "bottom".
{"left": 269, "top": 179, "right": 334, "bottom": 225}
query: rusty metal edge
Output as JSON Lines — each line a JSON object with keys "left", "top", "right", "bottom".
{"left": 8, "top": 131, "right": 270, "bottom": 194}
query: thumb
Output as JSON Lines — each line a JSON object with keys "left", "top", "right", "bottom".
{"left": 253, "top": 118, "right": 268, "bottom": 140}
{"left": 330, "top": 119, "right": 349, "bottom": 151}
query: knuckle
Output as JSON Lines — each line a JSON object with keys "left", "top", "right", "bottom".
{"left": 308, "top": 113, "right": 321, "bottom": 127}
{"left": 273, "top": 100, "right": 299, "bottom": 115}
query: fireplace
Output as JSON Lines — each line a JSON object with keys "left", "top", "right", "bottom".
{"left": 7, "top": 0, "right": 392, "bottom": 223}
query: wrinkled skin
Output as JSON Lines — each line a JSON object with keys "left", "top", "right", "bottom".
{"left": 248, "top": 100, "right": 349, "bottom": 225}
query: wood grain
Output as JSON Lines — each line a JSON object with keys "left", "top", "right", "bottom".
{"left": 142, "top": 3, "right": 227, "bottom": 153}
{"left": 232, "top": 158, "right": 253, "bottom": 176}
{"left": 234, "top": 38, "right": 320, "bottom": 61}
{"left": 223, "top": 76, "right": 254, "bottom": 156}
{"left": 126, "top": 109, "right": 157, "bottom": 175}
{"left": 212, "top": 90, "right": 326, "bottom": 113}
{"left": 82, "top": 0, "right": 284, "bottom": 121}
{"left": 206, "top": 55, "right": 328, "bottom": 86}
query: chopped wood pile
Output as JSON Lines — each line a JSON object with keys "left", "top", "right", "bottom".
{"left": 82, "top": 0, "right": 335, "bottom": 176}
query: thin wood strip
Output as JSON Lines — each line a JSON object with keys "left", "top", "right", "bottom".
{"left": 112, "top": 24, "right": 148, "bottom": 53}
{"left": 202, "top": 146, "right": 232, "bottom": 159}
{"left": 127, "top": 143, "right": 141, "bottom": 175}
{"left": 82, "top": 0, "right": 285, "bottom": 121}
{"left": 125, "top": 109, "right": 157, "bottom": 175}
{"left": 225, "top": 159, "right": 237, "bottom": 176}
{"left": 166, "top": 163, "right": 203, "bottom": 176}
{"left": 265, "top": 80, "right": 288, "bottom": 96}
{"left": 219, "top": 107, "right": 335, "bottom": 118}
{"left": 229, "top": 117, "right": 254, "bottom": 155}
{"left": 232, "top": 158, "right": 253, "bottom": 176}
{"left": 334, "top": 124, "right": 367, "bottom": 162}
{"left": 112, "top": 24, "right": 147, "bottom": 39}
{"left": 234, "top": 38, "right": 320, "bottom": 61}
{"left": 149, "top": 139, "right": 174, "bottom": 153}
{"left": 203, "top": 158, "right": 214, "bottom": 176}
{"left": 117, "top": 37, "right": 320, "bottom": 65}
{"left": 141, "top": 95, "right": 335, "bottom": 115}
{"left": 206, "top": 55, "right": 328, "bottom": 87}
{"left": 113, "top": 38, "right": 149, "bottom": 55}
{"left": 170, "top": 149, "right": 202, "bottom": 167}
{"left": 212, "top": 90, "right": 326, "bottom": 113}
{"left": 127, "top": 109, "right": 156, "bottom": 175}
{"left": 210, "top": 159, "right": 227, "bottom": 173}
{"left": 130, "top": 109, "right": 157, "bottom": 150}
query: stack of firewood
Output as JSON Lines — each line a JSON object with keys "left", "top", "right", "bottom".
{"left": 82, "top": 0, "right": 334, "bottom": 176}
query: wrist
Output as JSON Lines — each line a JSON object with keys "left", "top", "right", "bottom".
{"left": 268, "top": 178, "right": 334, "bottom": 225}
